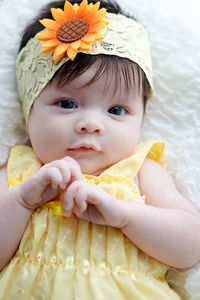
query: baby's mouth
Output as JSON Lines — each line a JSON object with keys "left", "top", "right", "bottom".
{"left": 68, "top": 144, "right": 100, "bottom": 153}
{"left": 69, "top": 147, "right": 95, "bottom": 152}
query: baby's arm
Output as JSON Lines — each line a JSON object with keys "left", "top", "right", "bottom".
{"left": 0, "top": 157, "right": 82, "bottom": 271}
{"left": 122, "top": 158, "right": 200, "bottom": 269}
{"left": 63, "top": 159, "right": 200, "bottom": 269}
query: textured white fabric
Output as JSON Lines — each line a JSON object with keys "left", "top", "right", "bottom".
{"left": 0, "top": 0, "right": 200, "bottom": 298}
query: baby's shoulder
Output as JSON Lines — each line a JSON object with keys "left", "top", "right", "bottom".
{"left": 138, "top": 158, "right": 200, "bottom": 216}
{"left": 139, "top": 157, "right": 166, "bottom": 179}
{"left": 0, "top": 164, "right": 9, "bottom": 191}
{"left": 138, "top": 157, "right": 177, "bottom": 206}
{"left": 138, "top": 157, "right": 169, "bottom": 187}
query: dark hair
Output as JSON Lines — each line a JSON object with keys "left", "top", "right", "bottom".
{"left": 19, "top": 0, "right": 151, "bottom": 108}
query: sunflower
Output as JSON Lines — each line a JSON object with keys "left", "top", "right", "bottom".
{"left": 36, "top": 0, "right": 109, "bottom": 62}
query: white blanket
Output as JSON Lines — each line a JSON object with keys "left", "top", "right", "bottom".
{"left": 0, "top": 0, "right": 199, "bottom": 298}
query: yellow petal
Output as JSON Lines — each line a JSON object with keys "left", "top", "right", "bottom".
{"left": 41, "top": 39, "right": 60, "bottom": 53}
{"left": 87, "top": 3, "right": 93, "bottom": 10}
{"left": 93, "top": 1, "right": 100, "bottom": 10}
{"left": 67, "top": 47, "right": 78, "bottom": 61}
{"left": 76, "top": 0, "right": 88, "bottom": 17}
{"left": 92, "top": 32, "right": 104, "bottom": 41}
{"left": 36, "top": 30, "right": 57, "bottom": 41}
{"left": 53, "top": 43, "right": 69, "bottom": 62}
{"left": 51, "top": 8, "right": 66, "bottom": 25}
{"left": 85, "top": 2, "right": 100, "bottom": 21}
{"left": 53, "top": 52, "right": 64, "bottom": 62}
{"left": 88, "top": 20, "right": 109, "bottom": 33}
{"left": 64, "top": 1, "right": 76, "bottom": 19}
{"left": 81, "top": 33, "right": 95, "bottom": 43}
{"left": 71, "top": 40, "right": 81, "bottom": 50}
{"left": 73, "top": 3, "right": 79, "bottom": 13}
{"left": 96, "top": 8, "right": 107, "bottom": 19}
{"left": 39, "top": 19, "right": 59, "bottom": 31}
{"left": 79, "top": 41, "right": 92, "bottom": 51}
{"left": 90, "top": 8, "right": 107, "bottom": 25}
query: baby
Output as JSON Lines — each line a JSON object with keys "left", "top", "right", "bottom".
{"left": 0, "top": 0, "right": 199, "bottom": 299}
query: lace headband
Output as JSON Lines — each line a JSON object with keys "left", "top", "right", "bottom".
{"left": 16, "top": 0, "right": 153, "bottom": 123}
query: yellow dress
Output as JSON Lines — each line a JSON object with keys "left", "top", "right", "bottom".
{"left": 0, "top": 141, "right": 180, "bottom": 300}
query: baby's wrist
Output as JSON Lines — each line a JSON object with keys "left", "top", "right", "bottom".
{"left": 14, "top": 185, "right": 38, "bottom": 212}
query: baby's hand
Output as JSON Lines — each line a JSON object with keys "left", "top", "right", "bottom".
{"left": 62, "top": 181, "right": 127, "bottom": 228}
{"left": 16, "top": 157, "right": 83, "bottom": 210}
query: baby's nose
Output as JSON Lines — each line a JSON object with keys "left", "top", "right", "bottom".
{"left": 75, "top": 119, "right": 105, "bottom": 135}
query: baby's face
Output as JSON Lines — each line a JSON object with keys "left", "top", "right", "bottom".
{"left": 28, "top": 63, "right": 144, "bottom": 175}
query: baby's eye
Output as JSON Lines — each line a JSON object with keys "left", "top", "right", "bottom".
{"left": 108, "top": 106, "right": 127, "bottom": 116}
{"left": 57, "top": 99, "right": 77, "bottom": 109}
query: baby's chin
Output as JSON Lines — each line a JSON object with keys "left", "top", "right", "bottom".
{"left": 79, "top": 161, "right": 107, "bottom": 177}
{"left": 81, "top": 166, "right": 104, "bottom": 176}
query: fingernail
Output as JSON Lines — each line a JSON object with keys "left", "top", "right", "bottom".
{"left": 64, "top": 211, "right": 71, "bottom": 218}
{"left": 73, "top": 207, "right": 79, "bottom": 213}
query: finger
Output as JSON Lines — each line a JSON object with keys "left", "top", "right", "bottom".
{"left": 46, "top": 158, "right": 83, "bottom": 188}
{"left": 36, "top": 166, "right": 63, "bottom": 189}
{"left": 62, "top": 157, "right": 83, "bottom": 181}
{"left": 42, "top": 160, "right": 71, "bottom": 189}
{"left": 62, "top": 181, "right": 80, "bottom": 216}
{"left": 43, "top": 159, "right": 81, "bottom": 189}
{"left": 74, "top": 184, "right": 88, "bottom": 212}
{"left": 53, "top": 162, "right": 71, "bottom": 189}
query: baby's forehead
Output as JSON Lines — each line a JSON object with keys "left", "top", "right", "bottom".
{"left": 57, "top": 76, "right": 135, "bottom": 103}
{"left": 58, "top": 61, "right": 137, "bottom": 97}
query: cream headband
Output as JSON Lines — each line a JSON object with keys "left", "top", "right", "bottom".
{"left": 16, "top": 0, "right": 153, "bottom": 123}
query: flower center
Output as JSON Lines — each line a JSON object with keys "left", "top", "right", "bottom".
{"left": 57, "top": 18, "right": 89, "bottom": 43}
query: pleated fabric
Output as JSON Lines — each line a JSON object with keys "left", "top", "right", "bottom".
{"left": 0, "top": 141, "right": 180, "bottom": 299}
